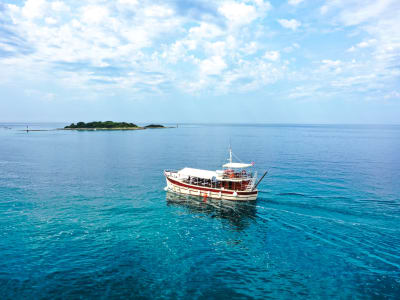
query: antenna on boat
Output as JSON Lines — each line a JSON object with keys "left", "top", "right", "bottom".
{"left": 228, "top": 141, "right": 232, "bottom": 164}
{"left": 252, "top": 170, "right": 268, "bottom": 191}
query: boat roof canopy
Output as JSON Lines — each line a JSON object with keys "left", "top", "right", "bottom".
{"left": 223, "top": 162, "right": 253, "bottom": 168}
{"left": 178, "top": 168, "right": 217, "bottom": 180}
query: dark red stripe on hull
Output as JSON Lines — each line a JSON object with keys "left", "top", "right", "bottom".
{"left": 166, "top": 176, "right": 257, "bottom": 196}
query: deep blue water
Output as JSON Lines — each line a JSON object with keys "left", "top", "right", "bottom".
{"left": 0, "top": 123, "right": 400, "bottom": 299}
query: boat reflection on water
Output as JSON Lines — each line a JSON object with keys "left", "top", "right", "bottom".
{"left": 166, "top": 191, "right": 257, "bottom": 231}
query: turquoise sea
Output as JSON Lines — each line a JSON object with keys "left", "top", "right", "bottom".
{"left": 0, "top": 123, "right": 399, "bottom": 299}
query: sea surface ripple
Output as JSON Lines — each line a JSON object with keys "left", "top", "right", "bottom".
{"left": 0, "top": 123, "right": 399, "bottom": 299}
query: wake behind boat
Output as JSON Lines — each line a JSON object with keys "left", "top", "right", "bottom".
{"left": 164, "top": 148, "right": 267, "bottom": 201}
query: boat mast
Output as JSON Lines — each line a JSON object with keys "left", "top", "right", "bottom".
{"left": 229, "top": 144, "right": 232, "bottom": 164}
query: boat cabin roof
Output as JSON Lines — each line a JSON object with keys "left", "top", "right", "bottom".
{"left": 222, "top": 162, "right": 253, "bottom": 168}
{"left": 178, "top": 168, "right": 217, "bottom": 180}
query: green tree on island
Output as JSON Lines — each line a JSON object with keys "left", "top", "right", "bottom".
{"left": 65, "top": 121, "right": 138, "bottom": 129}
{"left": 144, "top": 124, "right": 165, "bottom": 128}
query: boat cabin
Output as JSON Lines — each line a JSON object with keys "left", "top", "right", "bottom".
{"left": 176, "top": 162, "right": 256, "bottom": 192}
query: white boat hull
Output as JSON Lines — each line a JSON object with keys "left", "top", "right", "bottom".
{"left": 165, "top": 174, "right": 258, "bottom": 201}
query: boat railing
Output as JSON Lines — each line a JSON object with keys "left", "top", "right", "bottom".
{"left": 166, "top": 169, "right": 258, "bottom": 191}
{"left": 165, "top": 170, "right": 179, "bottom": 178}
{"left": 238, "top": 172, "right": 257, "bottom": 191}
{"left": 221, "top": 171, "right": 254, "bottom": 180}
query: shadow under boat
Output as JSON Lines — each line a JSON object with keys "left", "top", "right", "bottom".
{"left": 166, "top": 191, "right": 257, "bottom": 231}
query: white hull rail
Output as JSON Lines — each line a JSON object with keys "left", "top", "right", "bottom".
{"left": 164, "top": 171, "right": 258, "bottom": 201}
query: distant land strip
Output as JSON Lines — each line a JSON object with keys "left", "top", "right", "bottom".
{"left": 63, "top": 121, "right": 167, "bottom": 130}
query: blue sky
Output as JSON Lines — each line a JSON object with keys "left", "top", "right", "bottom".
{"left": 0, "top": 0, "right": 399, "bottom": 123}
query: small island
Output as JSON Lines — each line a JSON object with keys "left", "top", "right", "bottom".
{"left": 63, "top": 121, "right": 166, "bottom": 130}
{"left": 144, "top": 124, "right": 165, "bottom": 128}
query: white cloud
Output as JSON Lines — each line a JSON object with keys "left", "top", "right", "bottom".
{"left": 199, "top": 56, "right": 227, "bottom": 75}
{"left": 252, "top": 0, "right": 272, "bottom": 12}
{"left": 359, "top": 39, "right": 377, "bottom": 48}
{"left": 338, "top": 0, "right": 396, "bottom": 26}
{"left": 189, "top": 22, "right": 224, "bottom": 39}
{"left": 8, "top": 0, "right": 398, "bottom": 101}
{"left": 2, "top": 0, "right": 282, "bottom": 96}
{"left": 288, "top": 85, "right": 320, "bottom": 99}
{"left": 218, "top": 0, "right": 271, "bottom": 27}
{"left": 51, "top": 1, "right": 69, "bottom": 12}
{"left": 22, "top": 0, "right": 47, "bottom": 19}
{"left": 320, "top": 5, "right": 329, "bottom": 15}
{"left": 321, "top": 60, "right": 341, "bottom": 67}
{"left": 384, "top": 91, "right": 400, "bottom": 99}
{"left": 331, "top": 74, "right": 376, "bottom": 87}
{"left": 320, "top": 59, "right": 342, "bottom": 74}
{"left": 118, "top": 0, "right": 138, "bottom": 5}
{"left": 288, "top": 0, "right": 304, "bottom": 6}
{"left": 319, "top": 0, "right": 397, "bottom": 26}
{"left": 2, "top": 0, "right": 185, "bottom": 91}
{"left": 348, "top": 39, "right": 377, "bottom": 52}
{"left": 218, "top": 1, "right": 258, "bottom": 26}
{"left": 264, "top": 50, "right": 280, "bottom": 61}
{"left": 347, "top": 46, "right": 356, "bottom": 52}
{"left": 205, "top": 41, "right": 228, "bottom": 57}
{"left": 284, "top": 43, "right": 300, "bottom": 53}
{"left": 24, "top": 89, "right": 56, "bottom": 101}
{"left": 216, "top": 58, "right": 285, "bottom": 93}
{"left": 241, "top": 42, "right": 258, "bottom": 55}
{"left": 278, "top": 19, "right": 301, "bottom": 31}
{"left": 144, "top": 5, "right": 174, "bottom": 18}
{"left": 319, "top": 0, "right": 400, "bottom": 97}
{"left": 81, "top": 5, "right": 109, "bottom": 24}
{"left": 45, "top": 17, "right": 57, "bottom": 25}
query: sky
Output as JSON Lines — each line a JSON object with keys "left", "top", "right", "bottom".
{"left": 0, "top": 0, "right": 399, "bottom": 124}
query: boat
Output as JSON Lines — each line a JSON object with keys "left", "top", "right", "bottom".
{"left": 164, "top": 147, "right": 267, "bottom": 201}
